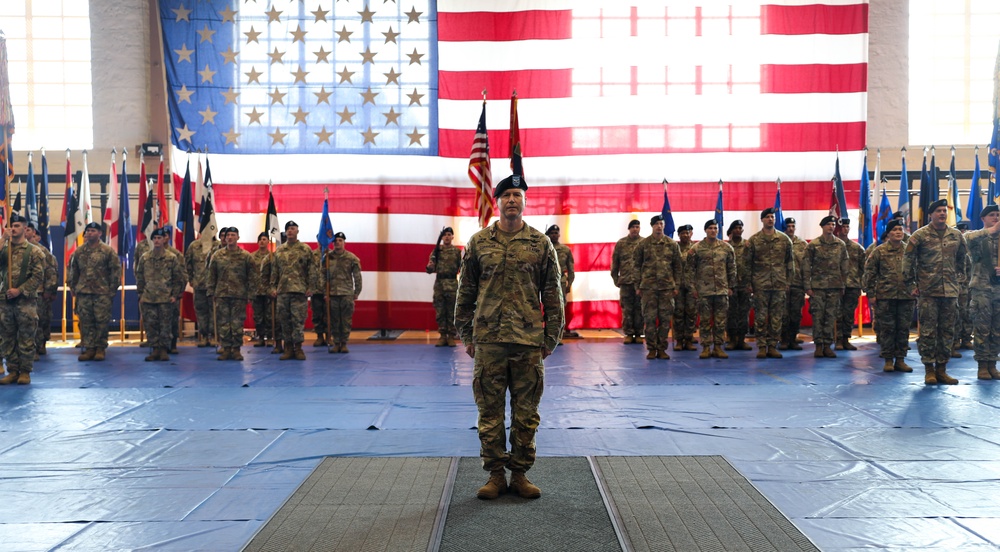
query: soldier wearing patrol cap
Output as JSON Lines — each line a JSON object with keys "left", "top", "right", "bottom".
{"left": 673, "top": 224, "right": 698, "bottom": 351}
{"left": 456, "top": 173, "right": 564, "bottom": 501}
{"left": 270, "top": 220, "right": 316, "bottom": 360}
{"left": 68, "top": 221, "right": 121, "bottom": 362}
{"left": 863, "top": 218, "right": 915, "bottom": 372}
{"left": 963, "top": 204, "right": 1000, "bottom": 380}
{"left": 835, "top": 218, "right": 866, "bottom": 351}
{"left": 611, "top": 219, "right": 643, "bottom": 344}
{"left": 322, "top": 231, "right": 362, "bottom": 354}
{"left": 747, "top": 207, "right": 794, "bottom": 359}
{"left": 725, "top": 220, "right": 752, "bottom": 350}
{"left": 903, "top": 198, "right": 968, "bottom": 385}
{"left": 781, "top": 217, "right": 808, "bottom": 350}
{"left": 634, "top": 214, "right": 683, "bottom": 360}
{"left": 0, "top": 214, "right": 46, "bottom": 385}
{"left": 546, "top": 224, "right": 577, "bottom": 340}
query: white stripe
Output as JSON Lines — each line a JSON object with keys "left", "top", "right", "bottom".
{"left": 439, "top": 0, "right": 868, "bottom": 14}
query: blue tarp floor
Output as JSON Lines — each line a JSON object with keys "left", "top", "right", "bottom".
{"left": 2, "top": 333, "right": 999, "bottom": 551}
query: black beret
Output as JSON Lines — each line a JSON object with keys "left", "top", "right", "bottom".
{"left": 892, "top": 211, "right": 905, "bottom": 220}
{"left": 546, "top": 224, "right": 559, "bottom": 234}
{"left": 760, "top": 207, "right": 776, "bottom": 219}
{"left": 627, "top": 219, "right": 640, "bottom": 229}
{"left": 704, "top": 219, "right": 719, "bottom": 230}
{"left": 333, "top": 231, "right": 346, "bottom": 240}
{"left": 981, "top": 205, "right": 999, "bottom": 218}
{"left": 284, "top": 220, "right": 298, "bottom": 230}
{"left": 885, "top": 219, "right": 903, "bottom": 233}
{"left": 227, "top": 227, "right": 239, "bottom": 234}
{"left": 726, "top": 220, "right": 743, "bottom": 235}
{"left": 677, "top": 224, "right": 693, "bottom": 232}
{"left": 9, "top": 213, "right": 27, "bottom": 224}
{"left": 440, "top": 227, "right": 454, "bottom": 235}
{"left": 26, "top": 221, "right": 36, "bottom": 230}
{"left": 84, "top": 222, "right": 101, "bottom": 231}
{"left": 650, "top": 215, "right": 664, "bottom": 225}
{"left": 258, "top": 231, "right": 269, "bottom": 240}
{"left": 820, "top": 215, "right": 838, "bottom": 226}
{"left": 839, "top": 218, "right": 851, "bottom": 225}
{"left": 784, "top": 217, "right": 796, "bottom": 225}
{"left": 928, "top": 199, "right": 949, "bottom": 213}
{"left": 493, "top": 174, "right": 527, "bottom": 198}
{"left": 151, "top": 227, "right": 170, "bottom": 238}
{"left": 956, "top": 221, "right": 969, "bottom": 230}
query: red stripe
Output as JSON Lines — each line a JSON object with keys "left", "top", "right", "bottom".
{"left": 760, "top": 64, "right": 868, "bottom": 94}
{"left": 439, "top": 70, "right": 574, "bottom": 100}
{"left": 214, "top": 180, "right": 862, "bottom": 217}
{"left": 761, "top": 4, "right": 868, "bottom": 35}
{"left": 438, "top": 10, "right": 573, "bottom": 42}
{"left": 438, "top": 123, "right": 867, "bottom": 159}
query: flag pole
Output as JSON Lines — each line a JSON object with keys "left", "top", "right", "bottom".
{"left": 323, "top": 187, "right": 331, "bottom": 346}
{"left": 62, "top": 148, "right": 70, "bottom": 341}
{"left": 119, "top": 147, "right": 126, "bottom": 343}
{"left": 268, "top": 180, "right": 276, "bottom": 349}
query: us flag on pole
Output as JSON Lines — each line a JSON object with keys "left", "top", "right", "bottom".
{"left": 468, "top": 101, "right": 493, "bottom": 228}
{"left": 159, "top": 1, "right": 869, "bottom": 330}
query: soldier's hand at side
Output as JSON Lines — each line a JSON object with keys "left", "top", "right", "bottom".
{"left": 6, "top": 288, "right": 20, "bottom": 299}
{"left": 806, "top": 289, "right": 813, "bottom": 297}
{"left": 636, "top": 289, "right": 642, "bottom": 297}
{"left": 672, "top": 289, "right": 678, "bottom": 297}
{"left": 911, "top": 288, "right": 919, "bottom": 297}
{"left": 465, "top": 344, "right": 475, "bottom": 358}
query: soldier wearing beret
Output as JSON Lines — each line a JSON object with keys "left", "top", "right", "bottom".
{"left": 311, "top": 228, "right": 334, "bottom": 348}
{"left": 687, "top": 219, "right": 736, "bottom": 359}
{"left": 136, "top": 228, "right": 185, "bottom": 362}
{"left": 250, "top": 231, "right": 274, "bottom": 348}
{"left": 0, "top": 214, "right": 46, "bottom": 385}
{"left": 804, "top": 216, "right": 848, "bottom": 358}
{"left": 863, "top": 219, "right": 915, "bottom": 372}
{"left": 780, "top": 217, "right": 808, "bottom": 350}
{"left": 903, "top": 199, "right": 968, "bottom": 385}
{"left": 611, "top": 219, "right": 643, "bottom": 344}
{"left": 546, "top": 224, "right": 577, "bottom": 340}
{"left": 747, "top": 208, "right": 794, "bottom": 359}
{"left": 426, "top": 226, "right": 461, "bottom": 347}
{"left": 322, "top": 231, "right": 362, "bottom": 353}
{"left": 185, "top": 228, "right": 219, "bottom": 347}
{"left": 725, "top": 220, "right": 752, "bottom": 350}
{"left": 68, "top": 221, "right": 121, "bottom": 362}
{"left": 673, "top": 224, "right": 698, "bottom": 351}
{"left": 456, "top": 174, "right": 563, "bottom": 501}
{"left": 25, "top": 222, "right": 58, "bottom": 357}
{"left": 835, "top": 218, "right": 866, "bottom": 351}
{"left": 634, "top": 214, "right": 683, "bottom": 360}
{"left": 963, "top": 204, "right": 1000, "bottom": 380}
{"left": 208, "top": 227, "right": 254, "bottom": 360}
{"left": 270, "top": 220, "right": 316, "bottom": 360}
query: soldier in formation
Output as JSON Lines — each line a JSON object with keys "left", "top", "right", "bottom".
{"left": 136, "top": 228, "right": 185, "bottom": 362}
{"left": 26, "top": 222, "right": 57, "bottom": 357}
{"left": 250, "top": 232, "right": 274, "bottom": 348}
{"left": 546, "top": 224, "right": 577, "bottom": 339}
{"left": 134, "top": 229, "right": 185, "bottom": 353}
{"left": 803, "top": 216, "right": 848, "bottom": 358}
{"left": 747, "top": 208, "right": 794, "bottom": 359}
{"left": 311, "top": 230, "right": 334, "bottom": 348}
{"left": 964, "top": 205, "right": 1000, "bottom": 380}
{"left": 271, "top": 221, "right": 315, "bottom": 361}
{"left": 903, "top": 199, "right": 968, "bottom": 385}
{"left": 673, "top": 224, "right": 698, "bottom": 351}
{"left": 611, "top": 220, "right": 643, "bottom": 344}
{"left": 863, "top": 219, "right": 915, "bottom": 372}
{"left": 185, "top": 233, "right": 218, "bottom": 347}
{"left": 455, "top": 174, "right": 563, "bottom": 501}
{"left": 207, "top": 227, "right": 254, "bottom": 360}
{"left": 426, "top": 226, "right": 460, "bottom": 347}
{"left": 322, "top": 231, "right": 362, "bottom": 354}
{"left": 726, "top": 220, "right": 752, "bottom": 350}
{"left": 634, "top": 214, "right": 683, "bottom": 360}
{"left": 0, "top": 214, "right": 46, "bottom": 385}
{"left": 780, "top": 217, "right": 807, "bottom": 350}
{"left": 68, "top": 222, "right": 121, "bottom": 362}
{"left": 687, "top": 219, "right": 735, "bottom": 359}
{"left": 836, "top": 219, "right": 865, "bottom": 351}
{"left": 953, "top": 221, "right": 974, "bottom": 356}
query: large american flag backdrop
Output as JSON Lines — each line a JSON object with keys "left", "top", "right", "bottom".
{"left": 160, "top": 0, "right": 868, "bottom": 330}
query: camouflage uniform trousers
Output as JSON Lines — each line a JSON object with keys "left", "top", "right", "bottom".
{"left": 140, "top": 302, "right": 173, "bottom": 349}
{"left": 619, "top": 283, "right": 643, "bottom": 336}
{"left": 873, "top": 298, "right": 915, "bottom": 359}
{"left": 76, "top": 293, "right": 112, "bottom": 350}
{"left": 916, "top": 296, "right": 958, "bottom": 365}
{"left": 971, "top": 288, "right": 1000, "bottom": 362}
{"left": 809, "top": 289, "right": 842, "bottom": 346}
{"left": 726, "top": 289, "right": 751, "bottom": 339}
{"left": 327, "top": 295, "right": 355, "bottom": 344}
{"left": 752, "top": 290, "right": 787, "bottom": 348}
{"left": 673, "top": 287, "right": 697, "bottom": 343}
{"left": 0, "top": 296, "right": 38, "bottom": 374}
{"left": 193, "top": 288, "right": 214, "bottom": 339}
{"left": 215, "top": 297, "right": 247, "bottom": 348}
{"left": 251, "top": 295, "right": 274, "bottom": 339}
{"left": 432, "top": 280, "right": 457, "bottom": 336}
{"left": 954, "top": 292, "right": 972, "bottom": 348}
{"left": 641, "top": 290, "right": 675, "bottom": 351}
{"left": 35, "top": 295, "right": 53, "bottom": 352}
{"left": 838, "top": 287, "right": 862, "bottom": 340}
{"left": 697, "top": 295, "right": 729, "bottom": 346}
{"left": 276, "top": 293, "right": 308, "bottom": 345}
{"left": 310, "top": 293, "right": 327, "bottom": 335}
{"left": 782, "top": 287, "right": 806, "bottom": 345}
{"left": 473, "top": 343, "right": 543, "bottom": 473}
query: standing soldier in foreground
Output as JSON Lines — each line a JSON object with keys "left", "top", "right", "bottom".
{"left": 747, "top": 208, "right": 794, "bottom": 359}
{"left": 426, "top": 226, "right": 460, "bottom": 347}
{"left": 688, "top": 219, "right": 736, "bottom": 359}
{"left": 611, "top": 219, "right": 643, "bottom": 344}
{"left": 634, "top": 214, "right": 683, "bottom": 360}
{"left": 250, "top": 232, "right": 273, "bottom": 348}
{"left": 68, "top": 222, "right": 121, "bottom": 362}
{"left": 726, "top": 220, "right": 752, "bottom": 350}
{"left": 546, "top": 225, "right": 577, "bottom": 339}
{"left": 26, "top": 222, "right": 58, "bottom": 357}
{"left": 963, "top": 205, "right": 1000, "bottom": 379}
{"left": 323, "top": 231, "right": 363, "bottom": 354}
{"left": 271, "top": 221, "right": 315, "bottom": 361}
{"left": 804, "top": 216, "right": 848, "bottom": 358}
{"left": 780, "top": 217, "right": 808, "bottom": 350}
{"left": 0, "top": 215, "right": 46, "bottom": 385}
{"left": 208, "top": 227, "right": 254, "bottom": 360}
{"left": 836, "top": 219, "right": 865, "bottom": 351}
{"left": 903, "top": 199, "right": 968, "bottom": 385}
{"left": 673, "top": 224, "right": 698, "bottom": 351}
{"left": 136, "top": 228, "right": 185, "bottom": 362}
{"left": 863, "top": 219, "right": 915, "bottom": 372}
{"left": 455, "top": 174, "right": 563, "bottom": 500}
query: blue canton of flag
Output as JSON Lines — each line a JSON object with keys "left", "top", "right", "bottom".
{"left": 159, "top": 1, "right": 436, "bottom": 155}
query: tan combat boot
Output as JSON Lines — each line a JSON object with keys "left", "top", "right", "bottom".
{"left": 217, "top": 347, "right": 232, "bottom": 361}
{"left": 0, "top": 372, "right": 18, "bottom": 385}
{"left": 935, "top": 363, "right": 958, "bottom": 385}
{"left": 329, "top": 343, "right": 341, "bottom": 354}
{"left": 272, "top": 340, "right": 283, "bottom": 354}
{"left": 656, "top": 349, "right": 670, "bottom": 360}
{"left": 312, "top": 333, "right": 327, "bottom": 347}
{"left": 197, "top": 334, "right": 209, "bottom": 347}
{"left": 435, "top": 335, "right": 448, "bottom": 347}
{"left": 476, "top": 470, "right": 508, "bottom": 500}
{"left": 840, "top": 337, "right": 857, "bottom": 351}
{"left": 231, "top": 348, "right": 244, "bottom": 361}
{"left": 78, "top": 348, "right": 96, "bottom": 361}
{"left": 814, "top": 345, "right": 824, "bottom": 358}
{"left": 93, "top": 348, "right": 106, "bottom": 361}
{"left": 883, "top": 358, "right": 895, "bottom": 372}
{"left": 279, "top": 344, "right": 295, "bottom": 360}
{"left": 145, "top": 349, "right": 158, "bottom": 362}
{"left": 766, "top": 346, "right": 782, "bottom": 359}
{"left": 16, "top": 372, "right": 30, "bottom": 384}
{"left": 951, "top": 347, "right": 963, "bottom": 359}
{"left": 978, "top": 362, "right": 992, "bottom": 380}
{"left": 294, "top": 342, "right": 307, "bottom": 360}
{"left": 509, "top": 471, "right": 541, "bottom": 499}
{"left": 756, "top": 347, "right": 767, "bottom": 359}
{"left": 633, "top": 335, "right": 644, "bottom": 345}
{"left": 156, "top": 347, "right": 171, "bottom": 361}
{"left": 713, "top": 345, "right": 728, "bottom": 359}
{"left": 894, "top": 358, "right": 913, "bottom": 372}
{"left": 684, "top": 341, "right": 698, "bottom": 351}
{"left": 446, "top": 335, "right": 457, "bottom": 347}
{"left": 699, "top": 346, "right": 712, "bottom": 359}
{"left": 646, "top": 349, "right": 657, "bottom": 360}
{"left": 823, "top": 345, "right": 837, "bottom": 358}
{"left": 623, "top": 335, "right": 634, "bottom": 344}
{"left": 923, "top": 364, "right": 938, "bottom": 385}
{"left": 339, "top": 343, "right": 350, "bottom": 354}
{"left": 988, "top": 362, "right": 1000, "bottom": 380}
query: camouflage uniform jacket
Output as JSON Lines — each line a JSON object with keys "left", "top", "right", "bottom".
{"left": 136, "top": 248, "right": 185, "bottom": 303}
{"left": 68, "top": 241, "right": 121, "bottom": 296}
{"left": 803, "top": 235, "right": 848, "bottom": 290}
{"left": 271, "top": 240, "right": 315, "bottom": 295}
{"left": 678, "top": 241, "right": 696, "bottom": 291}
{"left": 312, "top": 246, "right": 332, "bottom": 290}
{"left": 610, "top": 234, "right": 641, "bottom": 286}
{"left": 687, "top": 239, "right": 736, "bottom": 297}
{"left": 862, "top": 242, "right": 910, "bottom": 300}
{"left": 134, "top": 239, "right": 151, "bottom": 272}
{"left": 184, "top": 238, "right": 217, "bottom": 290}
{"left": 250, "top": 248, "right": 271, "bottom": 296}
{"left": 427, "top": 245, "right": 461, "bottom": 292}
{"left": 789, "top": 235, "right": 808, "bottom": 288}
{"left": 633, "top": 234, "right": 683, "bottom": 291}
{"left": 747, "top": 230, "right": 794, "bottom": 292}
{"left": 964, "top": 228, "right": 1000, "bottom": 291}
{"left": 322, "top": 249, "right": 363, "bottom": 297}
{"left": 843, "top": 239, "right": 866, "bottom": 288}
{"left": 455, "top": 221, "right": 564, "bottom": 351}
{"left": 0, "top": 240, "right": 46, "bottom": 298}
{"left": 553, "top": 242, "right": 574, "bottom": 291}
{"left": 208, "top": 247, "right": 254, "bottom": 299}
{"left": 728, "top": 238, "right": 751, "bottom": 288}
{"left": 36, "top": 244, "right": 58, "bottom": 295}
{"left": 902, "top": 224, "right": 968, "bottom": 297}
